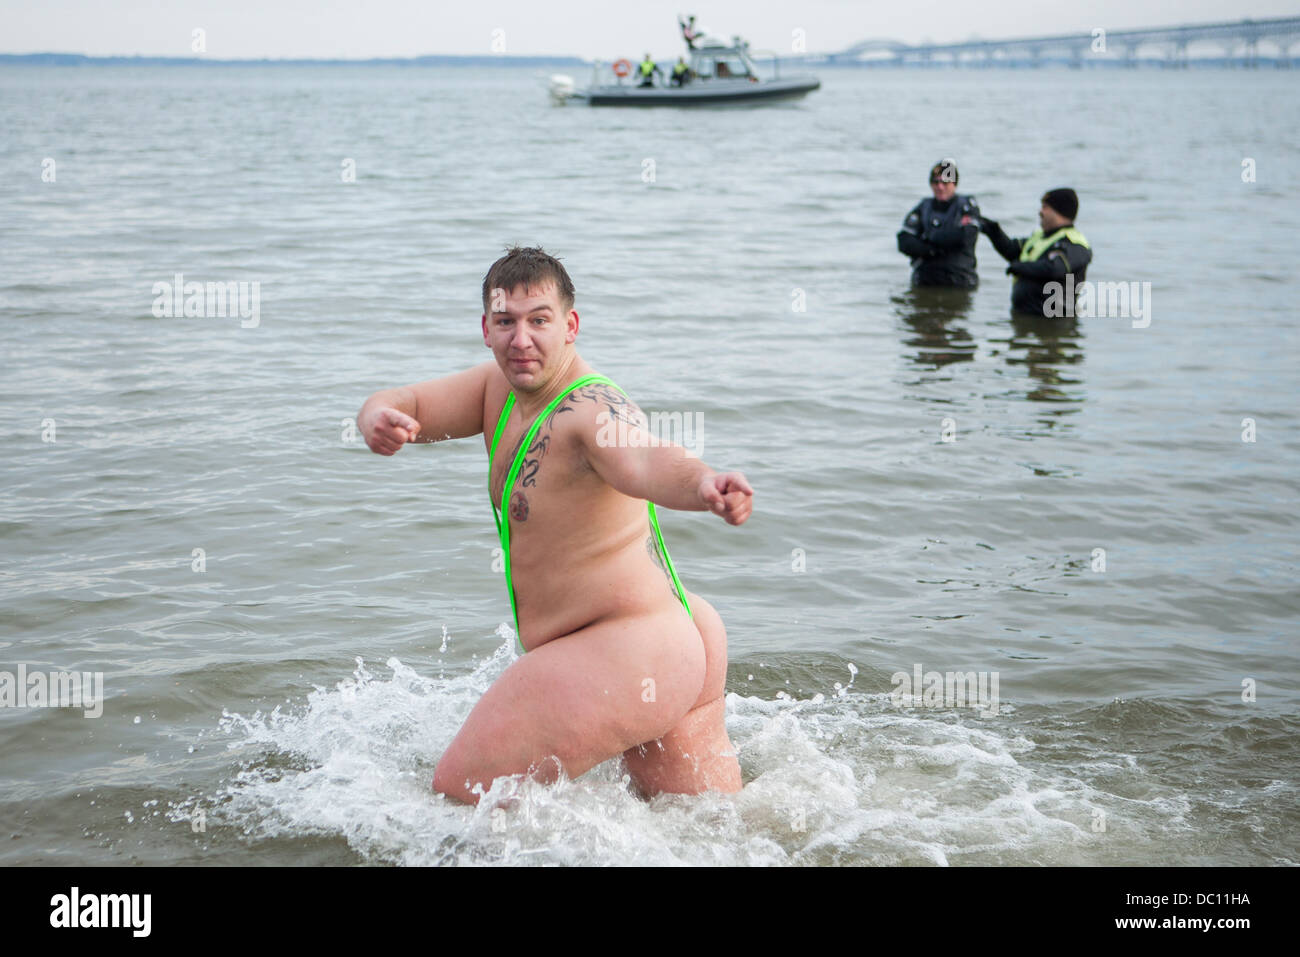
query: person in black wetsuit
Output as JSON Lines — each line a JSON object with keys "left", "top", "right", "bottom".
{"left": 897, "top": 159, "right": 982, "bottom": 289}
{"left": 981, "top": 188, "right": 1092, "bottom": 317}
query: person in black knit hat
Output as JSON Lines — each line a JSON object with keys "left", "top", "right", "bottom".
{"left": 982, "top": 188, "right": 1092, "bottom": 316}
{"left": 896, "top": 159, "right": 983, "bottom": 289}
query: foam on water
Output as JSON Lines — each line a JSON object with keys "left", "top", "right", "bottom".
{"left": 188, "top": 627, "right": 1205, "bottom": 866}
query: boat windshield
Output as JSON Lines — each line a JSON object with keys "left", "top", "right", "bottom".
{"left": 693, "top": 53, "right": 753, "bottom": 79}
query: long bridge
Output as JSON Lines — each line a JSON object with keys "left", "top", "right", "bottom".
{"left": 815, "top": 16, "right": 1300, "bottom": 67}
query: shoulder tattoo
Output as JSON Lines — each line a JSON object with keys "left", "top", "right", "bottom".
{"left": 499, "top": 382, "right": 648, "bottom": 517}
{"left": 572, "top": 382, "right": 647, "bottom": 429}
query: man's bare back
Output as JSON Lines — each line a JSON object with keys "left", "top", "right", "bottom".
{"left": 356, "top": 247, "right": 752, "bottom": 804}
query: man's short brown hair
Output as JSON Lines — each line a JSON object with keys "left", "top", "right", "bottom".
{"left": 481, "top": 246, "right": 576, "bottom": 315}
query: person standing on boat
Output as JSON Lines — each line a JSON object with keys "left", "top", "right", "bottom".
{"left": 637, "top": 53, "right": 662, "bottom": 88}
{"left": 671, "top": 57, "right": 692, "bottom": 86}
{"left": 980, "top": 188, "right": 1092, "bottom": 316}
{"left": 679, "top": 15, "right": 700, "bottom": 50}
{"left": 897, "top": 159, "right": 982, "bottom": 289}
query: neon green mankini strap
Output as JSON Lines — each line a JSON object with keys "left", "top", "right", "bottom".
{"left": 488, "top": 373, "right": 693, "bottom": 654}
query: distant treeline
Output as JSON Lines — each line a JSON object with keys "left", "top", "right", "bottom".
{"left": 2, "top": 52, "right": 1289, "bottom": 69}
{"left": 0, "top": 53, "right": 588, "bottom": 67}
{"left": 816, "top": 57, "right": 1294, "bottom": 68}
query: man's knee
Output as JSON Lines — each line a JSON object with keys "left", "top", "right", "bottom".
{"left": 432, "top": 748, "right": 567, "bottom": 805}
{"left": 431, "top": 740, "right": 497, "bottom": 804}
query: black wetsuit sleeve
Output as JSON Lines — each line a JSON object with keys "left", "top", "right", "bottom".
{"left": 1008, "top": 257, "right": 1057, "bottom": 279}
{"left": 927, "top": 199, "right": 980, "bottom": 250}
{"left": 981, "top": 218, "right": 1022, "bottom": 262}
{"left": 1062, "top": 240, "right": 1092, "bottom": 273}
{"left": 898, "top": 203, "right": 936, "bottom": 258}
{"left": 926, "top": 222, "right": 977, "bottom": 250}
{"left": 897, "top": 230, "right": 938, "bottom": 259}
{"left": 925, "top": 223, "right": 974, "bottom": 248}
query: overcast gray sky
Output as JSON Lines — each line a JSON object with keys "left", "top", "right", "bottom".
{"left": 2, "top": 0, "right": 1297, "bottom": 58}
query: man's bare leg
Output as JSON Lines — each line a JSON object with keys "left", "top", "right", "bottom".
{"left": 432, "top": 607, "right": 706, "bottom": 804}
{"left": 622, "top": 592, "right": 742, "bottom": 796}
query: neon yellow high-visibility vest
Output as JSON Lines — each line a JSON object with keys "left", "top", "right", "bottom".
{"left": 1019, "top": 226, "right": 1090, "bottom": 263}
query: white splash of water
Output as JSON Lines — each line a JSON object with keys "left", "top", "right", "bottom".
{"left": 203, "top": 636, "right": 1157, "bottom": 866}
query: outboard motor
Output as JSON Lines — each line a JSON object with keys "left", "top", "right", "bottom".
{"left": 548, "top": 74, "right": 575, "bottom": 104}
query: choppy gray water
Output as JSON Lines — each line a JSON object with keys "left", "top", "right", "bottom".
{"left": 1, "top": 64, "right": 1297, "bottom": 866}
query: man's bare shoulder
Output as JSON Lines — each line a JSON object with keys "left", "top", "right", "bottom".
{"left": 480, "top": 361, "right": 512, "bottom": 418}
{"left": 476, "top": 359, "right": 509, "bottom": 391}
{"left": 551, "top": 376, "right": 648, "bottom": 438}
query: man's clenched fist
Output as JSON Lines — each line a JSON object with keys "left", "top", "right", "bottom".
{"left": 698, "top": 471, "right": 754, "bottom": 526}
{"left": 362, "top": 407, "right": 420, "bottom": 455}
